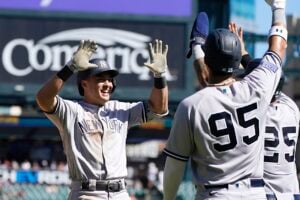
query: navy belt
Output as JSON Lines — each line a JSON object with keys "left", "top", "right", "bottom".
{"left": 204, "top": 179, "right": 264, "bottom": 189}
{"left": 81, "top": 179, "right": 125, "bottom": 192}
{"left": 266, "top": 194, "right": 300, "bottom": 200}
{"left": 295, "top": 195, "right": 300, "bottom": 200}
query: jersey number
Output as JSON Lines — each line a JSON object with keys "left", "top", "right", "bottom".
{"left": 264, "top": 126, "right": 297, "bottom": 163}
{"left": 208, "top": 103, "right": 259, "bottom": 152}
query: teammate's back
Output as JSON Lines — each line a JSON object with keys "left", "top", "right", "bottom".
{"left": 163, "top": 0, "right": 289, "bottom": 199}
{"left": 264, "top": 92, "right": 300, "bottom": 199}
{"left": 169, "top": 54, "right": 281, "bottom": 184}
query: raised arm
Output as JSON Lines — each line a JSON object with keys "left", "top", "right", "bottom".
{"left": 36, "top": 40, "right": 97, "bottom": 113}
{"left": 187, "top": 12, "right": 209, "bottom": 88}
{"left": 144, "top": 39, "right": 169, "bottom": 115}
{"left": 266, "top": 0, "right": 287, "bottom": 60}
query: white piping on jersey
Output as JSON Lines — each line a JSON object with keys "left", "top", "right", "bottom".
{"left": 163, "top": 148, "right": 189, "bottom": 161}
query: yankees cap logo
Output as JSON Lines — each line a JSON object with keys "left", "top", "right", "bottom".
{"left": 98, "top": 60, "right": 109, "bottom": 69}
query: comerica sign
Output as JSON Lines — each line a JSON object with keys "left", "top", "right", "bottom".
{"left": 0, "top": 16, "right": 188, "bottom": 100}
{"left": 2, "top": 28, "right": 175, "bottom": 81}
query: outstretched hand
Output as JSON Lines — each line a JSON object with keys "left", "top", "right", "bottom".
{"left": 68, "top": 40, "right": 98, "bottom": 72}
{"left": 144, "top": 39, "right": 168, "bottom": 77}
{"left": 265, "top": 0, "right": 286, "bottom": 10}
{"left": 186, "top": 12, "right": 209, "bottom": 58}
{"left": 228, "top": 22, "right": 248, "bottom": 56}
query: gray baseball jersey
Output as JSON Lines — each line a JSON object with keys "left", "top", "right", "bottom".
{"left": 264, "top": 92, "right": 300, "bottom": 198}
{"left": 45, "top": 97, "right": 153, "bottom": 199}
{"left": 164, "top": 52, "right": 282, "bottom": 187}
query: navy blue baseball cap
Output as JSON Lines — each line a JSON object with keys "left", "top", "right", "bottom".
{"left": 77, "top": 59, "right": 118, "bottom": 96}
{"left": 77, "top": 59, "right": 118, "bottom": 81}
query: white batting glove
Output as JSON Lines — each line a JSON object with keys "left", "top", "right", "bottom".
{"left": 67, "top": 40, "right": 98, "bottom": 72}
{"left": 265, "top": 0, "right": 286, "bottom": 10}
{"left": 144, "top": 39, "right": 168, "bottom": 77}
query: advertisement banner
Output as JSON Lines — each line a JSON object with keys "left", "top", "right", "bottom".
{"left": 0, "top": 169, "right": 70, "bottom": 184}
{"left": 0, "top": 0, "right": 192, "bottom": 17}
{"left": 0, "top": 16, "right": 187, "bottom": 100}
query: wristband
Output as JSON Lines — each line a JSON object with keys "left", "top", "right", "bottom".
{"left": 241, "top": 54, "right": 252, "bottom": 68}
{"left": 186, "top": 37, "right": 206, "bottom": 59}
{"left": 154, "top": 77, "right": 167, "bottom": 89}
{"left": 193, "top": 44, "right": 205, "bottom": 60}
{"left": 56, "top": 65, "right": 73, "bottom": 81}
{"left": 268, "top": 25, "right": 288, "bottom": 41}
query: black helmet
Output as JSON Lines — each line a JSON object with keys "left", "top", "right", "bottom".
{"left": 203, "top": 28, "right": 242, "bottom": 74}
{"left": 77, "top": 59, "right": 118, "bottom": 96}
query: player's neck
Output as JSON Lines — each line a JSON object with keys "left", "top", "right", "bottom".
{"left": 83, "top": 96, "right": 106, "bottom": 107}
{"left": 207, "top": 76, "right": 235, "bottom": 87}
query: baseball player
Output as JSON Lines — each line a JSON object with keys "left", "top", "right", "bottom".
{"left": 263, "top": 82, "right": 300, "bottom": 200}
{"left": 36, "top": 39, "right": 169, "bottom": 200}
{"left": 163, "top": 0, "right": 288, "bottom": 199}
{"left": 230, "top": 21, "right": 300, "bottom": 200}
{"left": 243, "top": 61, "right": 300, "bottom": 200}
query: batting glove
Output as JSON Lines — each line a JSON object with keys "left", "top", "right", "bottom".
{"left": 144, "top": 39, "right": 168, "bottom": 78}
{"left": 265, "top": 0, "right": 286, "bottom": 10}
{"left": 186, "top": 12, "right": 209, "bottom": 58}
{"left": 67, "top": 40, "right": 98, "bottom": 72}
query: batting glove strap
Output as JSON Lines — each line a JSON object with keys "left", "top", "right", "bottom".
{"left": 187, "top": 37, "right": 206, "bottom": 59}
{"left": 192, "top": 37, "right": 206, "bottom": 45}
{"left": 153, "top": 71, "right": 166, "bottom": 78}
{"left": 268, "top": 25, "right": 288, "bottom": 41}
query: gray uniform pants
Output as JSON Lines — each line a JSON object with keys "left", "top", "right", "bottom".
{"left": 196, "top": 179, "right": 267, "bottom": 200}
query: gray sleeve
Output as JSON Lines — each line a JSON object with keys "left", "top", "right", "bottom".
{"left": 127, "top": 101, "right": 147, "bottom": 128}
{"left": 244, "top": 51, "right": 282, "bottom": 104}
{"left": 143, "top": 101, "right": 169, "bottom": 121}
{"left": 45, "top": 96, "right": 78, "bottom": 133}
{"left": 163, "top": 101, "right": 193, "bottom": 162}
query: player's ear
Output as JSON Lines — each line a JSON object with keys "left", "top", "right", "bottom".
{"left": 81, "top": 80, "right": 88, "bottom": 91}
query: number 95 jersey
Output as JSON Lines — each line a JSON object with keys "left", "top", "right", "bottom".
{"left": 164, "top": 53, "right": 282, "bottom": 186}
{"left": 264, "top": 92, "right": 300, "bottom": 195}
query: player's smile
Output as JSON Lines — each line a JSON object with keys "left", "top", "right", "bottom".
{"left": 98, "top": 78, "right": 113, "bottom": 97}
{"left": 100, "top": 88, "right": 112, "bottom": 96}
{"left": 80, "top": 75, "right": 114, "bottom": 105}
{"left": 101, "top": 89, "right": 111, "bottom": 94}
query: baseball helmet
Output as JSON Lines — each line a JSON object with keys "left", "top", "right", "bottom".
{"left": 202, "top": 28, "right": 242, "bottom": 74}
{"left": 77, "top": 59, "right": 118, "bottom": 96}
